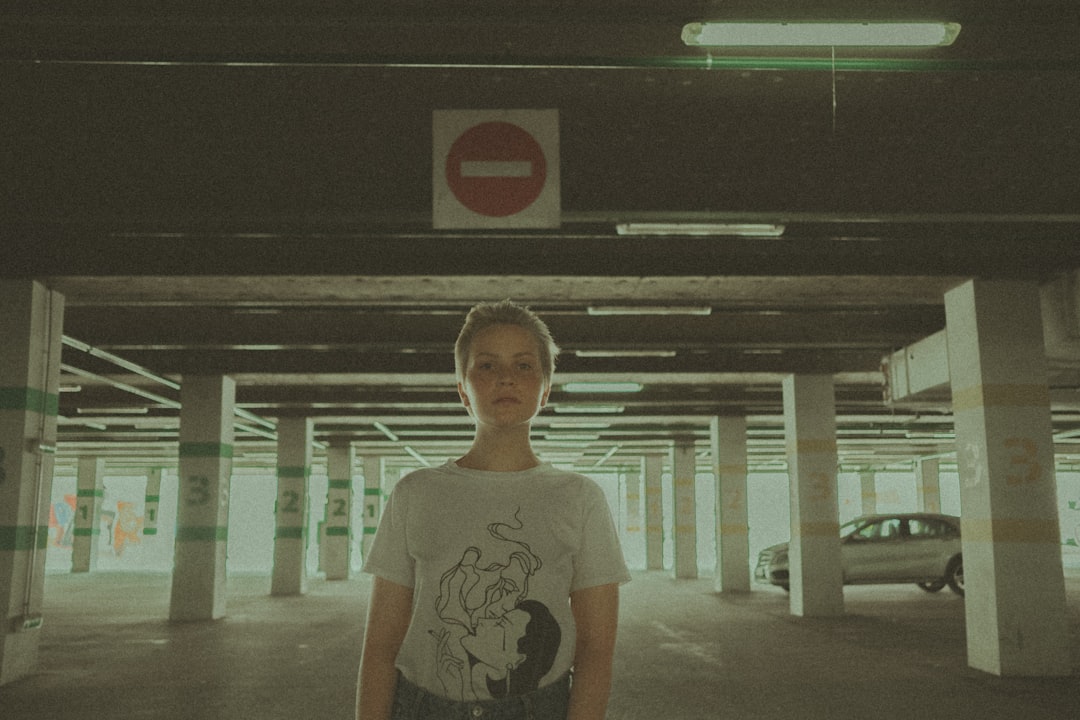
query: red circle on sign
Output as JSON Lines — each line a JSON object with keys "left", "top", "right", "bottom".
{"left": 445, "top": 121, "right": 547, "bottom": 217}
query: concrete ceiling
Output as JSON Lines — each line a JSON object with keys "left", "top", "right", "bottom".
{"left": 3, "top": 1, "right": 1080, "bottom": 474}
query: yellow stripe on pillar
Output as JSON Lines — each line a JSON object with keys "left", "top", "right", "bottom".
{"left": 951, "top": 383, "right": 1050, "bottom": 412}
{"left": 961, "top": 518, "right": 1061, "bottom": 545}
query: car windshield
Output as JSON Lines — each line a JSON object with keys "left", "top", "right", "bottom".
{"left": 839, "top": 519, "right": 862, "bottom": 538}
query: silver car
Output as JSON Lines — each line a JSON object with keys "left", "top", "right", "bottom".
{"left": 754, "top": 513, "right": 964, "bottom": 596}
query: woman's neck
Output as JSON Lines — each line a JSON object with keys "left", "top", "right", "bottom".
{"left": 456, "top": 426, "right": 540, "bottom": 472}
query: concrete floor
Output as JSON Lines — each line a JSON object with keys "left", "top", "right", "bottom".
{"left": 1, "top": 570, "right": 1078, "bottom": 720}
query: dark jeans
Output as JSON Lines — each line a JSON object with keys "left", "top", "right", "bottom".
{"left": 390, "top": 671, "right": 571, "bottom": 720}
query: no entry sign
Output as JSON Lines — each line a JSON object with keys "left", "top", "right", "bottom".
{"left": 433, "top": 110, "right": 560, "bottom": 229}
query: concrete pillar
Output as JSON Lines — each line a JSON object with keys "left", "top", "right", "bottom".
{"left": 272, "top": 418, "right": 312, "bottom": 596}
{"left": 71, "top": 457, "right": 105, "bottom": 573}
{"left": 623, "top": 464, "right": 643, "bottom": 564}
{"left": 143, "top": 468, "right": 164, "bottom": 538}
{"left": 783, "top": 374, "right": 844, "bottom": 617}
{"left": 712, "top": 417, "right": 750, "bottom": 593}
{"left": 361, "top": 456, "right": 384, "bottom": 560}
{"left": 945, "top": 279, "right": 1069, "bottom": 676}
{"left": 323, "top": 442, "right": 354, "bottom": 580}
{"left": 916, "top": 459, "right": 941, "bottom": 513}
{"left": 672, "top": 438, "right": 698, "bottom": 579}
{"left": 169, "top": 376, "right": 235, "bottom": 622}
{"left": 643, "top": 454, "right": 664, "bottom": 570}
{"left": 0, "top": 281, "right": 64, "bottom": 686}
{"left": 859, "top": 471, "right": 878, "bottom": 516}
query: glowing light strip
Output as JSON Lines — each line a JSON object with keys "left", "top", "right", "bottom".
{"left": 682, "top": 22, "right": 961, "bottom": 47}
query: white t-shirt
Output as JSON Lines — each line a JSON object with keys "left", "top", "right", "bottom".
{"left": 363, "top": 460, "right": 631, "bottom": 702}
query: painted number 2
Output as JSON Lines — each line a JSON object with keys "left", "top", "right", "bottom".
{"left": 280, "top": 490, "right": 300, "bottom": 513}
{"left": 1004, "top": 437, "right": 1041, "bottom": 486}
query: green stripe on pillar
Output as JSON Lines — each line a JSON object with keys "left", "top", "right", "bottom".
{"left": 277, "top": 466, "right": 310, "bottom": 478}
{"left": 325, "top": 526, "right": 350, "bottom": 537}
{"left": 0, "top": 387, "right": 59, "bottom": 416}
{"left": 363, "top": 526, "right": 377, "bottom": 535}
{"left": 143, "top": 528, "right": 158, "bottom": 536}
{"left": 363, "top": 488, "right": 382, "bottom": 496}
{"left": 328, "top": 479, "right": 352, "bottom": 489}
{"left": 275, "top": 527, "right": 305, "bottom": 539}
{"left": 0, "top": 526, "right": 49, "bottom": 551}
{"left": 73, "top": 528, "right": 100, "bottom": 537}
{"left": 76, "top": 489, "right": 104, "bottom": 497}
{"left": 175, "top": 526, "right": 228, "bottom": 542}
{"left": 179, "top": 442, "right": 234, "bottom": 458}
{"left": 145, "top": 495, "right": 160, "bottom": 502}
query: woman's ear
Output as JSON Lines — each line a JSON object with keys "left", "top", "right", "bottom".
{"left": 457, "top": 381, "right": 472, "bottom": 412}
{"left": 540, "top": 380, "right": 552, "bottom": 408}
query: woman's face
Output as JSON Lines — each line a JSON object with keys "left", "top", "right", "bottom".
{"left": 458, "top": 324, "right": 550, "bottom": 428}
{"left": 462, "top": 608, "right": 531, "bottom": 673}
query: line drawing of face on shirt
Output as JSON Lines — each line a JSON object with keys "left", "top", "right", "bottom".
{"left": 430, "top": 508, "right": 562, "bottom": 701}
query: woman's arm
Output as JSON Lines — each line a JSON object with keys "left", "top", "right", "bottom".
{"left": 356, "top": 576, "right": 414, "bottom": 720}
{"left": 568, "top": 583, "right": 620, "bottom": 720}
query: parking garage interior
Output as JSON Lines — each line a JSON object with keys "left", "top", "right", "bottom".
{"left": 2, "top": 1, "right": 1080, "bottom": 718}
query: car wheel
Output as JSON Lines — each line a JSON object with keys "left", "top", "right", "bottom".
{"left": 917, "top": 580, "right": 946, "bottom": 593}
{"left": 945, "top": 556, "right": 964, "bottom": 596}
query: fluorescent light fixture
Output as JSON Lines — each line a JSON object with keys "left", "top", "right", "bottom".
{"left": 76, "top": 407, "right": 149, "bottom": 415}
{"left": 548, "top": 421, "right": 612, "bottom": 429}
{"left": 562, "top": 382, "right": 643, "bottom": 393}
{"left": 682, "top": 22, "right": 961, "bottom": 47}
{"left": 575, "top": 349, "right": 677, "bottom": 358}
{"left": 617, "top": 222, "right": 786, "bottom": 237}
{"left": 543, "top": 434, "right": 601, "bottom": 442}
{"left": 587, "top": 305, "right": 712, "bottom": 316}
{"left": 593, "top": 445, "right": 622, "bottom": 468}
{"left": 373, "top": 421, "right": 399, "bottom": 442}
{"left": 553, "top": 405, "right": 625, "bottom": 414}
{"left": 404, "top": 446, "right": 430, "bottom": 466}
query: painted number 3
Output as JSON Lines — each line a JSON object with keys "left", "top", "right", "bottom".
{"left": 1004, "top": 437, "right": 1041, "bottom": 486}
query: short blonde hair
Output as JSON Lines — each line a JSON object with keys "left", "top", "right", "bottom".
{"left": 454, "top": 300, "right": 560, "bottom": 384}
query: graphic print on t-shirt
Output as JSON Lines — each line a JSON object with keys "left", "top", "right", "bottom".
{"left": 429, "top": 508, "right": 562, "bottom": 701}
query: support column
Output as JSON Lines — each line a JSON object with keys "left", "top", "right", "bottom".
{"left": 859, "top": 471, "right": 878, "bottom": 516}
{"left": 623, "top": 464, "right": 643, "bottom": 564}
{"left": 643, "top": 454, "right": 664, "bottom": 571}
{"left": 0, "top": 281, "right": 63, "bottom": 686}
{"left": 170, "top": 376, "right": 235, "bottom": 622}
{"left": 143, "top": 468, "right": 164, "bottom": 538}
{"left": 323, "top": 442, "right": 354, "bottom": 581}
{"left": 361, "top": 456, "right": 384, "bottom": 560}
{"left": 783, "top": 374, "right": 844, "bottom": 617}
{"left": 272, "top": 418, "right": 312, "bottom": 596}
{"left": 672, "top": 438, "right": 698, "bottom": 579}
{"left": 945, "top": 279, "right": 1069, "bottom": 676}
{"left": 71, "top": 457, "right": 105, "bottom": 573}
{"left": 916, "top": 459, "right": 942, "bottom": 513}
{"left": 712, "top": 417, "right": 750, "bottom": 593}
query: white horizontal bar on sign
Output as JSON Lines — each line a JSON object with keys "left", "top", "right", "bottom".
{"left": 460, "top": 160, "right": 533, "bottom": 178}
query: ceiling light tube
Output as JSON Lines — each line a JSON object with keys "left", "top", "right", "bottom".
{"left": 374, "top": 421, "right": 400, "bottom": 442}
{"left": 616, "top": 222, "right": 785, "bottom": 237}
{"left": 682, "top": 22, "right": 961, "bottom": 47}
{"left": 562, "top": 382, "right": 643, "bottom": 393}
{"left": 575, "top": 349, "right": 677, "bottom": 358}
{"left": 587, "top": 305, "right": 712, "bottom": 316}
{"left": 553, "top": 405, "right": 625, "bottom": 414}
{"left": 403, "top": 445, "right": 430, "bottom": 467}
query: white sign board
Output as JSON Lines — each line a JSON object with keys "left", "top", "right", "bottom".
{"left": 433, "top": 109, "right": 560, "bottom": 229}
